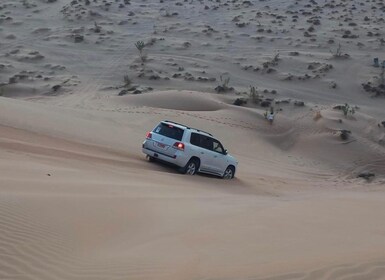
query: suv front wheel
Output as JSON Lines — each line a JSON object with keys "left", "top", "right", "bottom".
{"left": 182, "top": 159, "right": 199, "bottom": 175}
{"left": 223, "top": 166, "right": 235, "bottom": 179}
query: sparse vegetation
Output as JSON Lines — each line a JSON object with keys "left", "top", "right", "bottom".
{"left": 220, "top": 75, "right": 230, "bottom": 88}
{"left": 233, "top": 98, "right": 247, "bottom": 106}
{"left": 215, "top": 75, "right": 233, "bottom": 93}
{"left": 313, "top": 110, "right": 322, "bottom": 121}
{"left": 340, "top": 129, "right": 351, "bottom": 140}
{"left": 263, "top": 109, "right": 268, "bottom": 119}
{"left": 262, "top": 52, "right": 280, "bottom": 69}
{"left": 362, "top": 66, "right": 385, "bottom": 96}
{"left": 331, "top": 43, "right": 342, "bottom": 57}
{"left": 9, "top": 76, "right": 17, "bottom": 84}
{"left": 357, "top": 172, "right": 375, "bottom": 180}
{"left": 271, "top": 52, "right": 280, "bottom": 66}
{"left": 135, "top": 40, "right": 146, "bottom": 63}
{"left": 330, "top": 43, "right": 350, "bottom": 59}
{"left": 123, "top": 75, "right": 132, "bottom": 87}
{"left": 162, "top": 9, "right": 173, "bottom": 18}
{"left": 249, "top": 86, "right": 261, "bottom": 104}
{"left": 93, "top": 22, "right": 101, "bottom": 33}
{"left": 341, "top": 103, "right": 355, "bottom": 117}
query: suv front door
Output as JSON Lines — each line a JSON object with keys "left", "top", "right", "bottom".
{"left": 190, "top": 133, "right": 227, "bottom": 175}
{"left": 209, "top": 138, "right": 228, "bottom": 174}
{"left": 200, "top": 136, "right": 227, "bottom": 175}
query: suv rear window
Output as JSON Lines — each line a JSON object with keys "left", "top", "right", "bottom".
{"left": 154, "top": 123, "right": 184, "bottom": 141}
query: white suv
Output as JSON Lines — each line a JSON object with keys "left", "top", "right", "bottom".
{"left": 142, "top": 120, "right": 238, "bottom": 179}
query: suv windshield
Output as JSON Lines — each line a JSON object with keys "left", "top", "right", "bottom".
{"left": 154, "top": 123, "right": 184, "bottom": 141}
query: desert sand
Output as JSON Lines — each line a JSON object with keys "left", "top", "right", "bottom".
{"left": 1, "top": 0, "right": 385, "bottom": 279}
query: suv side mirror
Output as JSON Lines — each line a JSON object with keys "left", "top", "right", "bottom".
{"left": 224, "top": 149, "right": 228, "bottom": 155}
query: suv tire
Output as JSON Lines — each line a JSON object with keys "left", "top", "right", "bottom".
{"left": 182, "top": 159, "right": 199, "bottom": 175}
{"left": 223, "top": 166, "right": 235, "bottom": 179}
{"left": 146, "top": 155, "right": 155, "bottom": 162}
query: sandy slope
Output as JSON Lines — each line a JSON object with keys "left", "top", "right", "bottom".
{"left": 1, "top": 0, "right": 385, "bottom": 279}
{"left": 1, "top": 95, "right": 385, "bottom": 280}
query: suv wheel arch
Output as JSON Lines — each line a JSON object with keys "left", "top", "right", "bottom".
{"left": 181, "top": 157, "right": 200, "bottom": 175}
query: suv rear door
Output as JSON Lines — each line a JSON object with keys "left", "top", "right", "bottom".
{"left": 150, "top": 122, "right": 184, "bottom": 157}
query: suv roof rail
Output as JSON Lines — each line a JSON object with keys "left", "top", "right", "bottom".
{"left": 163, "top": 120, "right": 213, "bottom": 136}
{"left": 190, "top": 127, "right": 213, "bottom": 136}
{"left": 163, "top": 120, "right": 189, "bottom": 128}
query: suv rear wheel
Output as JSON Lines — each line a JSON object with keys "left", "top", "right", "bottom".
{"left": 183, "top": 159, "right": 199, "bottom": 175}
{"left": 223, "top": 166, "right": 235, "bottom": 179}
{"left": 146, "top": 155, "right": 155, "bottom": 162}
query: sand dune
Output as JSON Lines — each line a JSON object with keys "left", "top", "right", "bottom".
{"left": 112, "top": 90, "right": 227, "bottom": 111}
{"left": 1, "top": 0, "right": 385, "bottom": 279}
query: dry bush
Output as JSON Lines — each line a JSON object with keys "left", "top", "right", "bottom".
{"left": 313, "top": 110, "right": 322, "bottom": 121}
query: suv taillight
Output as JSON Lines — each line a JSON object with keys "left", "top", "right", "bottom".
{"left": 173, "top": 142, "right": 185, "bottom": 151}
{"left": 146, "top": 132, "right": 152, "bottom": 139}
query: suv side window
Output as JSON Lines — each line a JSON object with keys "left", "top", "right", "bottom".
{"left": 201, "top": 136, "right": 213, "bottom": 150}
{"left": 190, "top": 133, "right": 212, "bottom": 150}
{"left": 212, "top": 139, "right": 225, "bottom": 154}
{"left": 190, "top": 133, "right": 225, "bottom": 154}
{"left": 190, "top": 132, "right": 201, "bottom": 146}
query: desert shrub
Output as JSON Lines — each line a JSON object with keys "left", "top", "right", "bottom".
{"left": 331, "top": 43, "right": 342, "bottom": 57}
{"left": 94, "top": 22, "right": 101, "bottom": 33}
{"left": 313, "top": 110, "right": 322, "bottom": 121}
{"left": 341, "top": 103, "right": 355, "bottom": 116}
{"left": 249, "top": 86, "right": 259, "bottom": 104}
{"left": 220, "top": 75, "right": 230, "bottom": 88}
{"left": 262, "top": 52, "right": 280, "bottom": 69}
{"left": 330, "top": 43, "right": 350, "bottom": 59}
{"left": 123, "top": 75, "right": 131, "bottom": 87}
{"left": 263, "top": 110, "right": 268, "bottom": 119}
{"left": 233, "top": 98, "right": 247, "bottom": 106}
{"left": 362, "top": 78, "right": 385, "bottom": 97}
{"left": 340, "top": 130, "right": 351, "bottom": 140}
{"left": 357, "top": 172, "right": 375, "bottom": 180}
{"left": 135, "top": 40, "right": 146, "bottom": 63}
{"left": 271, "top": 52, "right": 280, "bottom": 66}
{"left": 215, "top": 75, "right": 233, "bottom": 93}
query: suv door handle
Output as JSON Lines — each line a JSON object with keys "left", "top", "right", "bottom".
{"left": 201, "top": 152, "right": 204, "bottom": 154}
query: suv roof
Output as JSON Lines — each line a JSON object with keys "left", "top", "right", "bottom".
{"left": 162, "top": 120, "right": 213, "bottom": 137}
